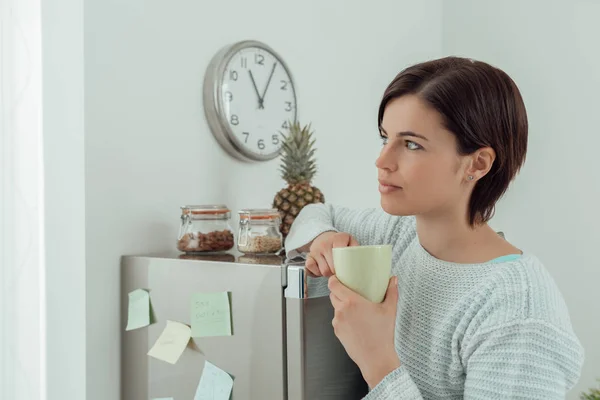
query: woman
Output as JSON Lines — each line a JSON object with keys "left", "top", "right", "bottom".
{"left": 284, "top": 57, "right": 584, "bottom": 399}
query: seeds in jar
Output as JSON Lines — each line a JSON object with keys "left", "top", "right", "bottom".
{"left": 177, "top": 230, "right": 234, "bottom": 252}
{"left": 238, "top": 236, "right": 282, "bottom": 254}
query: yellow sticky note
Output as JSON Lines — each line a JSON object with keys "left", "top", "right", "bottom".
{"left": 194, "top": 361, "right": 234, "bottom": 400}
{"left": 191, "top": 292, "right": 231, "bottom": 338}
{"left": 126, "top": 288, "right": 151, "bottom": 331}
{"left": 147, "top": 320, "right": 191, "bottom": 364}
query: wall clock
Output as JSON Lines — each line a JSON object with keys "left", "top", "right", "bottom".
{"left": 203, "top": 40, "right": 297, "bottom": 162}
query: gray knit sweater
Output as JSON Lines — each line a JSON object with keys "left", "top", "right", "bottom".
{"left": 284, "top": 203, "right": 584, "bottom": 399}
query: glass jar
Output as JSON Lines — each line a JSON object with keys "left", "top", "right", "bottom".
{"left": 237, "top": 209, "right": 283, "bottom": 255}
{"left": 177, "top": 205, "right": 235, "bottom": 253}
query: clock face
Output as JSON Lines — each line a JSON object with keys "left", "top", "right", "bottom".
{"left": 218, "top": 45, "right": 297, "bottom": 160}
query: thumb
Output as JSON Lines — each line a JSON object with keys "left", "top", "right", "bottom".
{"left": 384, "top": 276, "right": 399, "bottom": 306}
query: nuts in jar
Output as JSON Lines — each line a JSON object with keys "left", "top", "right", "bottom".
{"left": 177, "top": 205, "right": 235, "bottom": 253}
{"left": 177, "top": 230, "right": 235, "bottom": 253}
{"left": 237, "top": 209, "right": 284, "bottom": 255}
{"left": 237, "top": 236, "right": 282, "bottom": 254}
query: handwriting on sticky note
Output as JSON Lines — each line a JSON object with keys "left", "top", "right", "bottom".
{"left": 194, "top": 361, "right": 234, "bottom": 400}
{"left": 147, "top": 320, "right": 191, "bottom": 364}
{"left": 125, "top": 288, "right": 151, "bottom": 331}
{"left": 191, "top": 292, "right": 231, "bottom": 338}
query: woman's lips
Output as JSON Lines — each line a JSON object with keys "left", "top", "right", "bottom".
{"left": 378, "top": 181, "right": 402, "bottom": 194}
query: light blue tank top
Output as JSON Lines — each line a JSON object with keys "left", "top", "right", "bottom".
{"left": 490, "top": 254, "right": 522, "bottom": 263}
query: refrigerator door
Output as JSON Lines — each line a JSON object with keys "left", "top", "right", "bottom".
{"left": 285, "top": 261, "right": 369, "bottom": 399}
{"left": 121, "top": 253, "right": 286, "bottom": 400}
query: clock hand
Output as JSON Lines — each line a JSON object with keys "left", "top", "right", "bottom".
{"left": 248, "top": 70, "right": 264, "bottom": 109}
{"left": 260, "top": 62, "right": 277, "bottom": 105}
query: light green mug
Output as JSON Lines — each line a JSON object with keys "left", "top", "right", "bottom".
{"left": 332, "top": 244, "right": 393, "bottom": 303}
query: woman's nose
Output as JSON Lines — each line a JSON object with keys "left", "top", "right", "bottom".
{"left": 375, "top": 145, "right": 397, "bottom": 172}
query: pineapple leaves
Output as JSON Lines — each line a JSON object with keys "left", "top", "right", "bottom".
{"left": 277, "top": 120, "right": 318, "bottom": 185}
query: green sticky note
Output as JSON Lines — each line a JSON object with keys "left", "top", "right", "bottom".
{"left": 191, "top": 292, "right": 232, "bottom": 338}
{"left": 126, "top": 288, "right": 151, "bottom": 331}
{"left": 194, "top": 361, "right": 234, "bottom": 400}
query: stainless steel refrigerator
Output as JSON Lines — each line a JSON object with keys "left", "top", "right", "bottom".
{"left": 121, "top": 252, "right": 369, "bottom": 399}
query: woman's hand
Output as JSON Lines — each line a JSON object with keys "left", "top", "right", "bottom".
{"left": 328, "top": 275, "right": 401, "bottom": 389}
{"left": 305, "top": 231, "right": 359, "bottom": 277}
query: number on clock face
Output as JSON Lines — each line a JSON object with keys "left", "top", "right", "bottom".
{"left": 220, "top": 47, "right": 296, "bottom": 157}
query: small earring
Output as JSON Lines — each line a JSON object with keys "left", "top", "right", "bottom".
{"left": 467, "top": 175, "right": 474, "bottom": 181}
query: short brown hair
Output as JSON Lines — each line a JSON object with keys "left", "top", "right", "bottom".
{"left": 378, "top": 56, "right": 528, "bottom": 225}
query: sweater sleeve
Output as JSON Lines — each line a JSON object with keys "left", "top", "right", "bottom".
{"left": 362, "top": 366, "right": 424, "bottom": 400}
{"left": 284, "top": 203, "right": 411, "bottom": 259}
{"left": 461, "top": 319, "right": 584, "bottom": 399}
{"left": 363, "top": 319, "right": 584, "bottom": 400}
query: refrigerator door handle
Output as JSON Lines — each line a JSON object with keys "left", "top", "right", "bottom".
{"left": 284, "top": 262, "right": 330, "bottom": 300}
{"left": 284, "top": 263, "right": 305, "bottom": 299}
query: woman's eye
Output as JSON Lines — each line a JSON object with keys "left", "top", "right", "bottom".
{"left": 380, "top": 136, "right": 388, "bottom": 146}
{"left": 406, "top": 140, "right": 421, "bottom": 150}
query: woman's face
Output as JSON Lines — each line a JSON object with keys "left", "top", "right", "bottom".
{"left": 376, "top": 94, "right": 470, "bottom": 217}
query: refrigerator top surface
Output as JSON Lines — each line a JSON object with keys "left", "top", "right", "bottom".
{"left": 122, "top": 250, "right": 287, "bottom": 267}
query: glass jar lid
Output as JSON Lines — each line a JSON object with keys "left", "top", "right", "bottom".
{"left": 238, "top": 208, "right": 281, "bottom": 221}
{"left": 181, "top": 204, "right": 231, "bottom": 220}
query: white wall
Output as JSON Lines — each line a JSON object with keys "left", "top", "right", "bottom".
{"left": 42, "top": 0, "right": 87, "bottom": 399}
{"left": 443, "top": 0, "right": 600, "bottom": 398}
{"left": 1, "top": 1, "right": 43, "bottom": 399}
{"left": 83, "top": 1, "right": 443, "bottom": 398}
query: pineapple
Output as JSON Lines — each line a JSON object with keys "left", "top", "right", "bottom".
{"left": 273, "top": 120, "right": 325, "bottom": 240}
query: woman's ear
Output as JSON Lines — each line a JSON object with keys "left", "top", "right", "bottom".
{"left": 466, "top": 147, "right": 496, "bottom": 182}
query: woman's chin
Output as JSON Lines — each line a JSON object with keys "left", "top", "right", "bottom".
{"left": 380, "top": 196, "right": 414, "bottom": 216}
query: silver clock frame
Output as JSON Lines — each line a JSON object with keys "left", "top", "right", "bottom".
{"left": 203, "top": 40, "right": 298, "bottom": 162}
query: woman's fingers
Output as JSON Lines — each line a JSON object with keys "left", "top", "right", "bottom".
{"left": 329, "top": 291, "right": 343, "bottom": 309}
{"left": 305, "top": 254, "right": 320, "bottom": 277}
{"left": 322, "top": 248, "right": 335, "bottom": 275}
{"left": 314, "top": 252, "right": 333, "bottom": 277}
{"left": 305, "top": 232, "right": 360, "bottom": 278}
